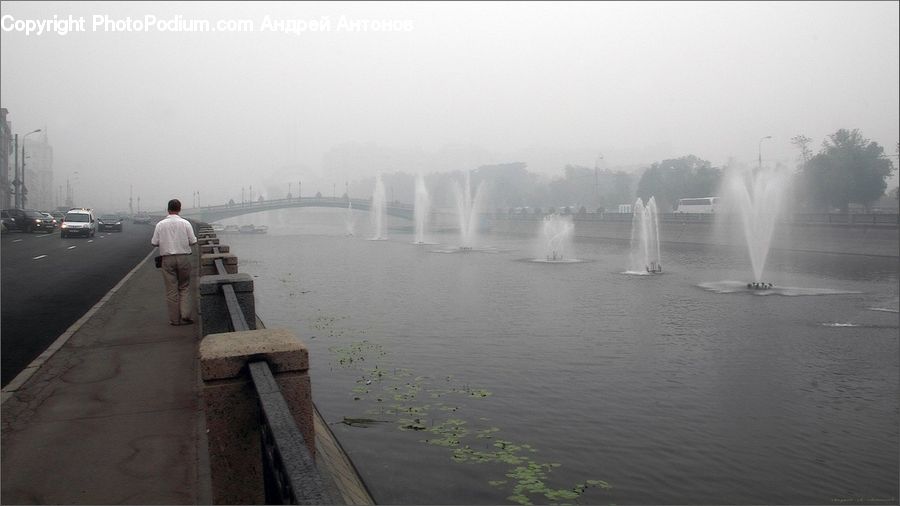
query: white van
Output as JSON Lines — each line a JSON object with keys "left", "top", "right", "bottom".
{"left": 675, "top": 197, "right": 719, "bottom": 213}
{"left": 61, "top": 208, "right": 96, "bottom": 238}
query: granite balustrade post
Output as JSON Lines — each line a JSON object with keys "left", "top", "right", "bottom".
{"left": 200, "top": 252, "right": 237, "bottom": 276}
{"left": 200, "top": 329, "right": 316, "bottom": 504}
{"left": 198, "top": 273, "right": 256, "bottom": 337}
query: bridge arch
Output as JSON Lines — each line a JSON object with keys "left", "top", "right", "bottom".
{"left": 179, "top": 197, "right": 414, "bottom": 223}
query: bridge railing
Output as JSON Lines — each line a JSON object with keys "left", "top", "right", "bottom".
{"left": 181, "top": 196, "right": 415, "bottom": 223}
{"left": 184, "top": 195, "right": 413, "bottom": 213}
{"left": 196, "top": 225, "right": 331, "bottom": 505}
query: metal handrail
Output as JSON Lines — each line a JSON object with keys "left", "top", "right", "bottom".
{"left": 203, "top": 235, "right": 331, "bottom": 504}
{"left": 493, "top": 211, "right": 899, "bottom": 226}
{"left": 249, "top": 361, "right": 331, "bottom": 505}
{"left": 208, "top": 245, "right": 250, "bottom": 332}
{"left": 222, "top": 283, "right": 250, "bottom": 332}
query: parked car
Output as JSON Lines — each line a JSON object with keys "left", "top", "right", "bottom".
{"left": 60, "top": 208, "right": 96, "bottom": 238}
{"left": 133, "top": 212, "right": 151, "bottom": 224}
{"left": 97, "top": 214, "right": 124, "bottom": 232}
{"left": 40, "top": 212, "right": 59, "bottom": 232}
{"left": 1, "top": 208, "right": 56, "bottom": 233}
{"left": 1, "top": 210, "right": 15, "bottom": 233}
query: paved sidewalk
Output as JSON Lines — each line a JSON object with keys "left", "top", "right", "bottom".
{"left": 1, "top": 250, "right": 209, "bottom": 504}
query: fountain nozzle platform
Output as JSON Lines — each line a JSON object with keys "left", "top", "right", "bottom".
{"left": 645, "top": 261, "right": 663, "bottom": 273}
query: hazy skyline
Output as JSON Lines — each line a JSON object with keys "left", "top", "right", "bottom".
{"left": 2, "top": 1, "right": 898, "bottom": 211}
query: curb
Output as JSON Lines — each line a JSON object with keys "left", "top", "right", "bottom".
{"left": 1, "top": 249, "right": 158, "bottom": 406}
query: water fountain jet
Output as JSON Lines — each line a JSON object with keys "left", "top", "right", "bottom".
{"left": 721, "top": 165, "right": 790, "bottom": 285}
{"left": 628, "top": 197, "right": 662, "bottom": 274}
{"left": 370, "top": 173, "right": 387, "bottom": 240}
{"left": 345, "top": 200, "right": 355, "bottom": 237}
{"left": 452, "top": 171, "right": 486, "bottom": 250}
{"left": 538, "top": 214, "right": 575, "bottom": 262}
{"left": 414, "top": 173, "right": 430, "bottom": 244}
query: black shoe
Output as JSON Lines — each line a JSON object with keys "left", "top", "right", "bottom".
{"left": 181, "top": 318, "right": 194, "bottom": 324}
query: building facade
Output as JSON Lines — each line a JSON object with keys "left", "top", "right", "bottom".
{"left": 23, "top": 131, "right": 53, "bottom": 210}
{"left": 1, "top": 108, "right": 10, "bottom": 209}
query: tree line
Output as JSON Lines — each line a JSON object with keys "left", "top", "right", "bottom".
{"left": 349, "top": 128, "right": 896, "bottom": 213}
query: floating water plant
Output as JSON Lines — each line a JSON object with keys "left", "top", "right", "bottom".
{"left": 324, "top": 330, "right": 612, "bottom": 504}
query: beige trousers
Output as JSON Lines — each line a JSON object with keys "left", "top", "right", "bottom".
{"left": 161, "top": 254, "right": 193, "bottom": 324}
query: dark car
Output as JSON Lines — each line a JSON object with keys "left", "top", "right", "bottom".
{"left": 1, "top": 208, "right": 56, "bottom": 233}
{"left": 97, "top": 214, "right": 124, "bottom": 232}
{"left": 40, "top": 212, "right": 59, "bottom": 232}
{"left": 1, "top": 210, "right": 15, "bottom": 233}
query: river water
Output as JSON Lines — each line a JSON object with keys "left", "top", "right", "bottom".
{"left": 219, "top": 208, "right": 898, "bottom": 505}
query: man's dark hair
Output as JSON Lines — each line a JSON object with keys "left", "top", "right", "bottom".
{"left": 168, "top": 199, "right": 182, "bottom": 212}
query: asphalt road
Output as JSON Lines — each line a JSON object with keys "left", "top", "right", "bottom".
{"left": 1, "top": 222, "right": 156, "bottom": 387}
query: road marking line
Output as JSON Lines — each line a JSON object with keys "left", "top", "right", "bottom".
{"left": 67, "top": 246, "right": 77, "bottom": 250}
{"left": 33, "top": 254, "right": 48, "bottom": 260}
{"left": 2, "top": 248, "right": 159, "bottom": 403}
{"left": 12, "top": 239, "right": 22, "bottom": 243}
{"left": 87, "top": 239, "right": 94, "bottom": 243}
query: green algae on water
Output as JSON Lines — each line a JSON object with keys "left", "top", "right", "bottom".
{"left": 328, "top": 335, "right": 611, "bottom": 504}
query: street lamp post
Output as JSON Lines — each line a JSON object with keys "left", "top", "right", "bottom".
{"left": 66, "top": 172, "right": 79, "bottom": 208}
{"left": 11, "top": 134, "right": 19, "bottom": 208}
{"left": 20, "top": 129, "right": 42, "bottom": 208}
{"left": 758, "top": 135, "right": 772, "bottom": 171}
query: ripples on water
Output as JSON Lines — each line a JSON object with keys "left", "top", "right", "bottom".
{"left": 219, "top": 210, "right": 899, "bottom": 505}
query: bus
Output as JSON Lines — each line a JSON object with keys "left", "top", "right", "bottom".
{"left": 675, "top": 197, "right": 719, "bottom": 213}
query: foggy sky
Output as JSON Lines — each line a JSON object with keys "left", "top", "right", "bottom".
{"left": 2, "top": 1, "right": 898, "bottom": 211}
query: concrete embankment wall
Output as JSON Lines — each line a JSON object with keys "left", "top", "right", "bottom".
{"left": 488, "top": 216, "right": 900, "bottom": 257}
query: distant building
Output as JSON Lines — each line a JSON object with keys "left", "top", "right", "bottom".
{"left": 1, "top": 108, "right": 10, "bottom": 209}
{"left": 23, "top": 131, "right": 53, "bottom": 210}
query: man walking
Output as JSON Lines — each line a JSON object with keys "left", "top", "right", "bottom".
{"left": 151, "top": 199, "right": 198, "bottom": 325}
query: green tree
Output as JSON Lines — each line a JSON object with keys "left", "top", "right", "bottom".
{"left": 636, "top": 155, "right": 720, "bottom": 211}
{"left": 596, "top": 169, "right": 637, "bottom": 209}
{"left": 790, "top": 134, "right": 815, "bottom": 209}
{"left": 801, "top": 129, "right": 894, "bottom": 212}
{"left": 790, "top": 134, "right": 814, "bottom": 167}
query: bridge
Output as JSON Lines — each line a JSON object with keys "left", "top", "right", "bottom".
{"left": 177, "top": 196, "right": 415, "bottom": 223}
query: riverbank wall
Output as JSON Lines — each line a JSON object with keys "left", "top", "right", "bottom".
{"left": 487, "top": 215, "right": 900, "bottom": 257}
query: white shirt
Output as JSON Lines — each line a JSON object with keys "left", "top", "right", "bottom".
{"left": 151, "top": 214, "right": 198, "bottom": 255}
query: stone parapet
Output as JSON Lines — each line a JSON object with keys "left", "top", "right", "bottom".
{"left": 200, "top": 252, "right": 237, "bottom": 276}
{"left": 200, "top": 329, "right": 315, "bottom": 505}
{"left": 199, "top": 273, "right": 255, "bottom": 337}
{"left": 200, "top": 244, "right": 230, "bottom": 255}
